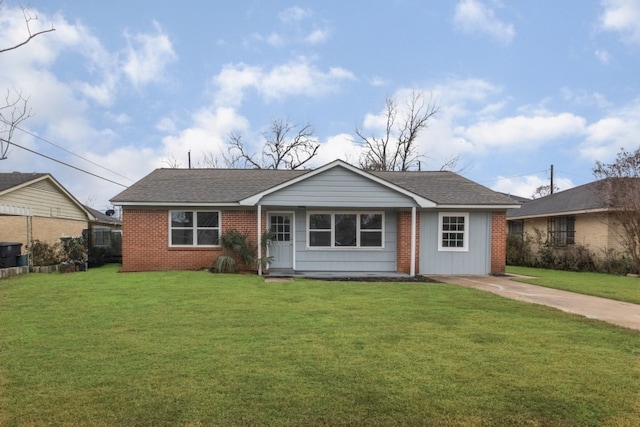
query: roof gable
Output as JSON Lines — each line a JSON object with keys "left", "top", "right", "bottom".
{"left": 0, "top": 172, "right": 92, "bottom": 219}
{"left": 240, "top": 160, "right": 436, "bottom": 207}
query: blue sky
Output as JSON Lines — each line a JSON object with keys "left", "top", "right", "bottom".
{"left": 1, "top": 0, "right": 640, "bottom": 212}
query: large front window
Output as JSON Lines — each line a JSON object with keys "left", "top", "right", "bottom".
{"left": 547, "top": 216, "right": 575, "bottom": 247}
{"left": 308, "top": 212, "right": 383, "bottom": 248}
{"left": 438, "top": 213, "right": 469, "bottom": 251}
{"left": 170, "top": 210, "right": 220, "bottom": 246}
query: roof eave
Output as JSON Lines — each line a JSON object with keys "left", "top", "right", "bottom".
{"left": 508, "top": 207, "right": 609, "bottom": 220}
{"left": 113, "top": 201, "right": 242, "bottom": 207}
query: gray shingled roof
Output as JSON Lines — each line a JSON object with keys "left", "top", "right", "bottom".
{"left": 0, "top": 172, "right": 48, "bottom": 193}
{"left": 111, "top": 166, "right": 517, "bottom": 207}
{"left": 111, "top": 168, "right": 308, "bottom": 204}
{"left": 371, "top": 170, "right": 517, "bottom": 205}
{"left": 507, "top": 180, "right": 607, "bottom": 219}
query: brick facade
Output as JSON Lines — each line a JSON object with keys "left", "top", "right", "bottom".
{"left": 0, "top": 215, "right": 88, "bottom": 254}
{"left": 396, "top": 210, "right": 419, "bottom": 274}
{"left": 490, "top": 211, "right": 507, "bottom": 274}
{"left": 121, "top": 208, "right": 264, "bottom": 272}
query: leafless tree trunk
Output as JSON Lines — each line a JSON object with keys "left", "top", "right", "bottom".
{"left": 354, "top": 90, "right": 439, "bottom": 171}
{"left": 593, "top": 148, "right": 640, "bottom": 273}
{"left": 224, "top": 118, "right": 318, "bottom": 169}
{"left": 0, "top": 2, "right": 55, "bottom": 160}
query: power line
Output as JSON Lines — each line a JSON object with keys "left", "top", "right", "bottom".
{"left": 0, "top": 118, "right": 135, "bottom": 183}
{"left": 1, "top": 138, "right": 127, "bottom": 187}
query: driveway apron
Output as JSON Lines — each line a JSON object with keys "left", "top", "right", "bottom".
{"left": 430, "top": 275, "right": 640, "bottom": 332}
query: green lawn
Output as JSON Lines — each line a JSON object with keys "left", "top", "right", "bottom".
{"left": 1, "top": 265, "right": 639, "bottom": 426}
{"left": 507, "top": 265, "right": 640, "bottom": 304}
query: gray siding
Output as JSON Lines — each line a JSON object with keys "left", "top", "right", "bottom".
{"left": 419, "top": 211, "right": 491, "bottom": 275}
{"left": 260, "top": 167, "right": 416, "bottom": 208}
{"left": 293, "top": 209, "right": 397, "bottom": 272}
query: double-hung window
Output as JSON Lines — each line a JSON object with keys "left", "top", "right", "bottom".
{"left": 438, "top": 212, "right": 469, "bottom": 251}
{"left": 308, "top": 212, "right": 383, "bottom": 248}
{"left": 547, "top": 216, "right": 575, "bottom": 247}
{"left": 170, "top": 210, "right": 220, "bottom": 246}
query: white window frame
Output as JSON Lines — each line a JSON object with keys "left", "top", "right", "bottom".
{"left": 307, "top": 211, "right": 385, "bottom": 249}
{"left": 438, "top": 212, "right": 469, "bottom": 252}
{"left": 168, "top": 210, "right": 221, "bottom": 247}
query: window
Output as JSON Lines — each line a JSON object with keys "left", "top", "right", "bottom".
{"left": 508, "top": 220, "right": 524, "bottom": 240}
{"left": 308, "top": 212, "right": 383, "bottom": 248}
{"left": 547, "top": 216, "right": 575, "bottom": 247}
{"left": 92, "top": 228, "right": 111, "bottom": 247}
{"left": 438, "top": 213, "right": 469, "bottom": 251}
{"left": 270, "top": 215, "right": 291, "bottom": 242}
{"left": 170, "top": 210, "right": 220, "bottom": 246}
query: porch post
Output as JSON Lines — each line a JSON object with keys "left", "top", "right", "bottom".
{"left": 257, "top": 204, "right": 262, "bottom": 276}
{"left": 410, "top": 206, "right": 416, "bottom": 277}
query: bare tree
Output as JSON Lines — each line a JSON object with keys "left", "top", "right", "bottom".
{"left": 0, "top": 2, "right": 55, "bottom": 160}
{"left": 224, "top": 118, "right": 318, "bottom": 169}
{"left": 531, "top": 183, "right": 559, "bottom": 199}
{"left": 0, "top": 89, "right": 32, "bottom": 159}
{"left": 593, "top": 148, "right": 640, "bottom": 272}
{"left": 0, "top": 3, "right": 55, "bottom": 54}
{"left": 354, "top": 90, "right": 439, "bottom": 171}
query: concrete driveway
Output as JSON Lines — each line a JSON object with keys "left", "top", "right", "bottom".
{"left": 430, "top": 274, "right": 640, "bottom": 332}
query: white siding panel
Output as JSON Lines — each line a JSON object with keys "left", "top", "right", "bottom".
{"left": 419, "top": 211, "right": 491, "bottom": 274}
{"left": 0, "top": 181, "right": 87, "bottom": 220}
{"left": 261, "top": 168, "right": 416, "bottom": 208}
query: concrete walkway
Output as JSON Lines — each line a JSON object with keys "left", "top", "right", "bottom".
{"left": 430, "top": 274, "right": 640, "bottom": 332}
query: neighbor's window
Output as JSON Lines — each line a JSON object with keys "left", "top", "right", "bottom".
{"left": 438, "top": 213, "right": 469, "bottom": 251}
{"left": 508, "top": 220, "right": 524, "bottom": 240}
{"left": 170, "top": 210, "right": 220, "bottom": 246}
{"left": 547, "top": 216, "right": 575, "bottom": 247}
{"left": 308, "top": 212, "right": 383, "bottom": 248}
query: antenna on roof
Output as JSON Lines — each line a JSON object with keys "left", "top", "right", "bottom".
{"left": 188, "top": 150, "right": 191, "bottom": 169}
{"left": 550, "top": 164, "right": 554, "bottom": 194}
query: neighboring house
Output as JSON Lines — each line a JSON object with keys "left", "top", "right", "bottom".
{"left": 0, "top": 172, "right": 94, "bottom": 255}
{"left": 83, "top": 206, "right": 122, "bottom": 260}
{"left": 111, "top": 160, "right": 519, "bottom": 276}
{"left": 506, "top": 179, "right": 625, "bottom": 256}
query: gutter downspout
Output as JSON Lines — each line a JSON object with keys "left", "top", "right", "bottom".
{"left": 257, "top": 204, "right": 262, "bottom": 276}
{"left": 410, "top": 206, "right": 416, "bottom": 277}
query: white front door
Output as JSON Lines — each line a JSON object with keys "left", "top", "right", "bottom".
{"left": 268, "top": 213, "right": 294, "bottom": 269}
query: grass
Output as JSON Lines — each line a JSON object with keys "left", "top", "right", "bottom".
{"left": 0, "top": 265, "right": 639, "bottom": 426}
{"left": 506, "top": 265, "right": 640, "bottom": 304}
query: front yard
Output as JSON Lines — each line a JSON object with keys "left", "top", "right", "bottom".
{"left": 1, "top": 265, "right": 639, "bottom": 426}
{"left": 507, "top": 265, "right": 640, "bottom": 304}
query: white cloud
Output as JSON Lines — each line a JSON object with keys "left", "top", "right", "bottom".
{"left": 491, "top": 174, "right": 574, "bottom": 198}
{"left": 160, "top": 107, "right": 250, "bottom": 165}
{"left": 278, "top": 6, "right": 313, "bottom": 23}
{"left": 599, "top": 0, "right": 640, "bottom": 44}
{"left": 453, "top": 0, "right": 515, "bottom": 44}
{"left": 122, "top": 21, "right": 177, "bottom": 88}
{"left": 456, "top": 112, "right": 586, "bottom": 150}
{"left": 213, "top": 59, "right": 355, "bottom": 107}
{"left": 315, "top": 133, "right": 362, "bottom": 166}
{"left": 580, "top": 100, "right": 640, "bottom": 161}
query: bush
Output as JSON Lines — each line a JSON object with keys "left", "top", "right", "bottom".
{"left": 28, "top": 240, "right": 62, "bottom": 266}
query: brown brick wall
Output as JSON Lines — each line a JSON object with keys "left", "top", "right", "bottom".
{"left": 396, "top": 210, "right": 419, "bottom": 274}
{"left": 0, "top": 215, "right": 87, "bottom": 254}
{"left": 121, "top": 208, "right": 264, "bottom": 272}
{"left": 491, "top": 211, "right": 507, "bottom": 274}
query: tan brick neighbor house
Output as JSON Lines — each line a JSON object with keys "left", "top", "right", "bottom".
{"left": 0, "top": 172, "right": 121, "bottom": 263}
{"left": 506, "top": 179, "right": 627, "bottom": 259}
{"left": 110, "top": 160, "right": 519, "bottom": 276}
